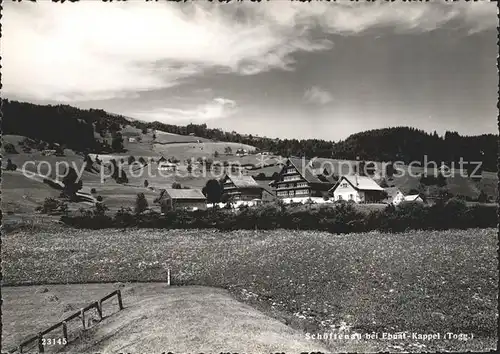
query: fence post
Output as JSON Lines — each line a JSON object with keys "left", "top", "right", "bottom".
{"left": 96, "top": 300, "right": 103, "bottom": 320}
{"left": 18, "top": 345, "right": 23, "bottom": 354}
{"left": 62, "top": 321, "right": 68, "bottom": 343}
{"left": 117, "top": 290, "right": 124, "bottom": 310}
{"left": 167, "top": 268, "right": 171, "bottom": 286}
{"left": 37, "top": 333, "right": 44, "bottom": 353}
{"left": 80, "top": 309, "right": 86, "bottom": 329}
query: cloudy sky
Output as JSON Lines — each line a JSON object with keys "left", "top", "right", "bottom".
{"left": 3, "top": 1, "right": 498, "bottom": 141}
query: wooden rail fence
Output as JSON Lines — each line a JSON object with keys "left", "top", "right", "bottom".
{"left": 10, "top": 289, "right": 124, "bottom": 353}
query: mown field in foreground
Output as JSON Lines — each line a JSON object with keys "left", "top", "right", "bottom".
{"left": 3, "top": 227, "right": 497, "bottom": 352}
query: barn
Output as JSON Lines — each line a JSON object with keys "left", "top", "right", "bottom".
{"left": 156, "top": 188, "right": 206, "bottom": 211}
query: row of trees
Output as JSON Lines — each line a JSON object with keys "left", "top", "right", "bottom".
{"left": 2, "top": 99, "right": 128, "bottom": 154}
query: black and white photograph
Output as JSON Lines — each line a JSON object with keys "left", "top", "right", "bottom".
{"left": 1, "top": 0, "right": 498, "bottom": 353}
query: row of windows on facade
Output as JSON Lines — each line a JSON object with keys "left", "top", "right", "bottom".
{"left": 282, "top": 175, "right": 302, "bottom": 182}
{"left": 276, "top": 189, "right": 309, "bottom": 197}
{"left": 277, "top": 182, "right": 308, "bottom": 189}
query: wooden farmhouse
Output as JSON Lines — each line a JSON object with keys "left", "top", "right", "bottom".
{"left": 270, "top": 158, "right": 336, "bottom": 199}
{"left": 222, "top": 174, "right": 264, "bottom": 201}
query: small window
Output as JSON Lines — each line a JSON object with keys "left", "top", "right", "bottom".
{"left": 349, "top": 194, "right": 354, "bottom": 200}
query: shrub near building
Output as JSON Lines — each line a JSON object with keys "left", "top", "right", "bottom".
{"left": 61, "top": 198, "right": 496, "bottom": 233}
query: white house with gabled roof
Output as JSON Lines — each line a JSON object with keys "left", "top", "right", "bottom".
{"left": 329, "top": 175, "right": 385, "bottom": 203}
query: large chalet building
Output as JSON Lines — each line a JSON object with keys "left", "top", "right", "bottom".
{"left": 270, "top": 158, "right": 336, "bottom": 199}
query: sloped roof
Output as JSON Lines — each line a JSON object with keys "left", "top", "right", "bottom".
{"left": 331, "top": 175, "right": 384, "bottom": 192}
{"left": 287, "top": 157, "right": 335, "bottom": 184}
{"left": 404, "top": 194, "right": 422, "bottom": 201}
{"left": 164, "top": 188, "right": 206, "bottom": 200}
{"left": 345, "top": 175, "right": 384, "bottom": 191}
{"left": 226, "top": 174, "right": 260, "bottom": 188}
{"left": 256, "top": 180, "right": 276, "bottom": 197}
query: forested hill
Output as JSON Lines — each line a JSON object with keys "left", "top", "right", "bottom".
{"left": 333, "top": 127, "right": 498, "bottom": 171}
{"left": 2, "top": 99, "right": 130, "bottom": 152}
{"left": 1, "top": 99, "right": 497, "bottom": 171}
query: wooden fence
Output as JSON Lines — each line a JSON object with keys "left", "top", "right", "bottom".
{"left": 10, "top": 289, "right": 124, "bottom": 353}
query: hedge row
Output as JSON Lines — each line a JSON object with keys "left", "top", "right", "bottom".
{"left": 60, "top": 199, "right": 497, "bottom": 233}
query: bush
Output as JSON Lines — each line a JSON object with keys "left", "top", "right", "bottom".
{"left": 144, "top": 179, "right": 149, "bottom": 188}
{"left": 94, "top": 202, "right": 109, "bottom": 216}
{"left": 114, "top": 207, "right": 135, "bottom": 227}
{"left": 90, "top": 188, "right": 97, "bottom": 194}
{"left": 36, "top": 197, "right": 68, "bottom": 215}
{"left": 135, "top": 193, "right": 149, "bottom": 214}
{"left": 4, "top": 143, "right": 18, "bottom": 154}
{"left": 96, "top": 195, "right": 103, "bottom": 202}
{"left": 5, "top": 159, "right": 17, "bottom": 171}
{"left": 62, "top": 167, "right": 83, "bottom": 200}
{"left": 477, "top": 190, "right": 488, "bottom": 203}
{"left": 60, "top": 198, "right": 497, "bottom": 232}
{"left": 255, "top": 173, "right": 267, "bottom": 180}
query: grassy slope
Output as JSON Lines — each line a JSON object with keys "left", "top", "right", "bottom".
{"left": 2, "top": 133, "right": 261, "bottom": 216}
{"left": 1, "top": 171, "right": 92, "bottom": 215}
{"left": 3, "top": 228, "right": 497, "bottom": 352}
{"left": 1, "top": 171, "right": 63, "bottom": 214}
{"left": 2, "top": 284, "right": 327, "bottom": 354}
{"left": 152, "top": 141, "right": 257, "bottom": 161}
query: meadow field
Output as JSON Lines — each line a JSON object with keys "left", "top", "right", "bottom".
{"left": 3, "top": 227, "right": 497, "bottom": 352}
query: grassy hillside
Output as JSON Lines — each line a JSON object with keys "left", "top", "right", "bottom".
{"left": 1, "top": 171, "right": 91, "bottom": 215}
{"left": 2, "top": 133, "right": 261, "bottom": 217}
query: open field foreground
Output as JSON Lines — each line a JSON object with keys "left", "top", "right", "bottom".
{"left": 2, "top": 284, "right": 327, "bottom": 353}
{"left": 3, "top": 227, "right": 497, "bottom": 352}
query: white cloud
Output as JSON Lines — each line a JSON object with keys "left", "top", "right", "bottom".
{"left": 2, "top": 1, "right": 496, "bottom": 102}
{"left": 129, "top": 97, "right": 237, "bottom": 123}
{"left": 304, "top": 86, "right": 333, "bottom": 105}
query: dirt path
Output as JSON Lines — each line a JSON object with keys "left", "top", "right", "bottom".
{"left": 3, "top": 284, "right": 328, "bottom": 353}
